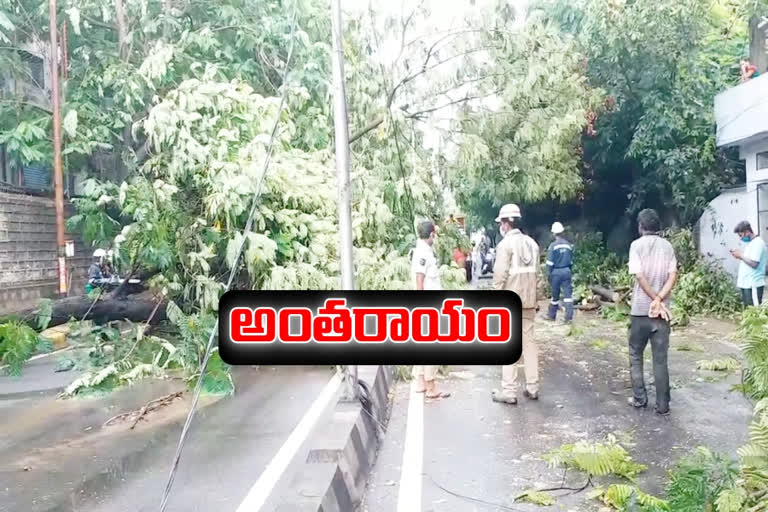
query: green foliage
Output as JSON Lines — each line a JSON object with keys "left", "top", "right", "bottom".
{"left": 696, "top": 358, "right": 741, "bottom": 372}
{"left": 671, "top": 262, "right": 742, "bottom": 322}
{"left": 601, "top": 303, "right": 630, "bottom": 324}
{"left": 739, "top": 306, "right": 768, "bottom": 400}
{"left": 435, "top": 222, "right": 471, "bottom": 267}
{"left": 665, "top": 228, "right": 699, "bottom": 274}
{"left": 36, "top": 298, "right": 52, "bottom": 331}
{"left": 658, "top": 308, "right": 768, "bottom": 510}
{"left": 61, "top": 304, "right": 234, "bottom": 397}
{"left": 664, "top": 447, "right": 740, "bottom": 512}
{"left": 543, "top": 435, "right": 647, "bottom": 482}
{"left": 537, "top": 0, "right": 747, "bottom": 226}
{"left": 592, "top": 484, "right": 669, "bottom": 511}
{"left": 571, "top": 232, "right": 626, "bottom": 289}
{"left": 439, "top": 265, "right": 468, "bottom": 291}
{"left": 453, "top": 22, "right": 604, "bottom": 221}
{"left": 0, "top": 321, "right": 40, "bottom": 376}
{"left": 67, "top": 180, "right": 124, "bottom": 248}
{"left": 514, "top": 489, "right": 555, "bottom": 506}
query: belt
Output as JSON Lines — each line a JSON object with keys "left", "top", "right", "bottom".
{"left": 552, "top": 266, "right": 572, "bottom": 270}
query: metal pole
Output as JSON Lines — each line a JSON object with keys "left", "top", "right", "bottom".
{"left": 330, "top": 0, "right": 357, "bottom": 400}
{"left": 49, "top": 0, "right": 67, "bottom": 295}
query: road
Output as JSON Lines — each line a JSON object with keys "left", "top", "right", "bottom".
{"left": 360, "top": 313, "right": 753, "bottom": 512}
{"left": 1, "top": 366, "right": 335, "bottom": 512}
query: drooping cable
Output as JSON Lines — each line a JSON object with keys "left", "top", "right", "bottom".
{"left": 157, "top": 4, "right": 299, "bottom": 510}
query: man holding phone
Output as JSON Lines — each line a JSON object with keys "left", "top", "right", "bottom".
{"left": 731, "top": 221, "right": 767, "bottom": 307}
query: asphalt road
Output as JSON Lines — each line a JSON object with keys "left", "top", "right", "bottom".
{"left": 1, "top": 366, "right": 334, "bottom": 512}
{"left": 361, "top": 315, "right": 753, "bottom": 512}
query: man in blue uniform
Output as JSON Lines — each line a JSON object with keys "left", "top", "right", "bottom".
{"left": 546, "top": 222, "right": 574, "bottom": 322}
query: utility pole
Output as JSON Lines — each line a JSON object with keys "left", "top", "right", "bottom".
{"left": 330, "top": 0, "right": 357, "bottom": 400}
{"left": 49, "top": 0, "right": 67, "bottom": 295}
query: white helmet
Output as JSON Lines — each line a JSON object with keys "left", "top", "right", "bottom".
{"left": 495, "top": 203, "right": 522, "bottom": 223}
{"left": 93, "top": 248, "right": 107, "bottom": 258}
{"left": 551, "top": 222, "right": 565, "bottom": 234}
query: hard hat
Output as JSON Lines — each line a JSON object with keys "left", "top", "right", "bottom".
{"left": 495, "top": 203, "right": 522, "bottom": 222}
{"left": 551, "top": 222, "right": 565, "bottom": 234}
{"left": 93, "top": 249, "right": 106, "bottom": 258}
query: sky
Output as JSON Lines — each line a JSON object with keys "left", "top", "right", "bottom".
{"left": 341, "top": 0, "right": 527, "bottom": 216}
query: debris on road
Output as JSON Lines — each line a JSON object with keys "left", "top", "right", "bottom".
{"left": 102, "top": 391, "right": 184, "bottom": 429}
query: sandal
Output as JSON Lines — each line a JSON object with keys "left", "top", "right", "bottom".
{"left": 425, "top": 391, "right": 451, "bottom": 399}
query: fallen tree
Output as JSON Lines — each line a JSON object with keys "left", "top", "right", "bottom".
{"left": 5, "top": 291, "right": 166, "bottom": 328}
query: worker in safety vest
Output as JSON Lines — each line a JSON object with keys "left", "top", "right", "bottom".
{"left": 546, "top": 222, "right": 575, "bottom": 322}
{"left": 410, "top": 219, "right": 450, "bottom": 400}
{"left": 491, "top": 204, "right": 541, "bottom": 405}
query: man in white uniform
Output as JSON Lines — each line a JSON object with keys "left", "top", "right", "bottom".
{"left": 411, "top": 220, "right": 450, "bottom": 399}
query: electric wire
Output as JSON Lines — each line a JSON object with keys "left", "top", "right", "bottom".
{"left": 157, "top": 4, "right": 299, "bottom": 510}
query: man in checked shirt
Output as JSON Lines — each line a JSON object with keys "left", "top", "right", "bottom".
{"left": 627, "top": 209, "right": 678, "bottom": 416}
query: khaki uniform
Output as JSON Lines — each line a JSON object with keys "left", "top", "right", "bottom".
{"left": 411, "top": 239, "right": 441, "bottom": 381}
{"left": 492, "top": 228, "right": 540, "bottom": 397}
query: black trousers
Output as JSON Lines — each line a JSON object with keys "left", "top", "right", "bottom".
{"left": 740, "top": 286, "right": 764, "bottom": 307}
{"left": 629, "top": 316, "right": 670, "bottom": 412}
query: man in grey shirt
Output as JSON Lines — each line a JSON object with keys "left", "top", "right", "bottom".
{"left": 627, "top": 209, "right": 678, "bottom": 416}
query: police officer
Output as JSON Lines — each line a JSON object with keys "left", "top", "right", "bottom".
{"left": 410, "top": 220, "right": 450, "bottom": 399}
{"left": 491, "top": 204, "right": 541, "bottom": 405}
{"left": 546, "top": 222, "right": 574, "bottom": 322}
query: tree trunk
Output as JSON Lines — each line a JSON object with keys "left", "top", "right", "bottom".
{"left": 6, "top": 292, "right": 166, "bottom": 328}
{"left": 591, "top": 285, "right": 621, "bottom": 303}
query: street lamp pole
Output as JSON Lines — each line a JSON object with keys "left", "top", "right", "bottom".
{"left": 330, "top": 0, "right": 357, "bottom": 400}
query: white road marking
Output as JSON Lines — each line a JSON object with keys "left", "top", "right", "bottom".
{"left": 396, "top": 385, "right": 424, "bottom": 512}
{"left": 235, "top": 371, "right": 343, "bottom": 512}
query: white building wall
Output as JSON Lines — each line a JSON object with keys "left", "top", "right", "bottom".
{"left": 742, "top": 138, "right": 768, "bottom": 239}
{"left": 698, "top": 186, "right": 748, "bottom": 280}
{"left": 715, "top": 74, "right": 768, "bottom": 147}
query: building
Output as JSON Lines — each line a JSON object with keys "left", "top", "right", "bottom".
{"left": 0, "top": 39, "right": 54, "bottom": 193}
{"left": 699, "top": 16, "right": 768, "bottom": 279}
{"left": 0, "top": 38, "right": 90, "bottom": 314}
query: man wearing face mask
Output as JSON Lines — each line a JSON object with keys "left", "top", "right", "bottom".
{"left": 731, "top": 221, "right": 767, "bottom": 307}
{"left": 491, "top": 204, "right": 541, "bottom": 405}
{"left": 411, "top": 220, "right": 450, "bottom": 400}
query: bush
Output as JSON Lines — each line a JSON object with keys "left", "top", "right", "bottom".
{"left": 570, "top": 231, "right": 626, "bottom": 289}
{"left": 671, "top": 260, "right": 741, "bottom": 326}
{"left": 664, "top": 447, "right": 739, "bottom": 512}
{"left": 0, "top": 321, "right": 42, "bottom": 376}
{"left": 435, "top": 222, "right": 471, "bottom": 266}
{"left": 665, "top": 227, "right": 699, "bottom": 274}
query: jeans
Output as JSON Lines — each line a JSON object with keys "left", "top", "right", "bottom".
{"left": 548, "top": 268, "right": 574, "bottom": 321}
{"left": 740, "top": 286, "right": 764, "bottom": 307}
{"left": 629, "top": 316, "right": 670, "bottom": 412}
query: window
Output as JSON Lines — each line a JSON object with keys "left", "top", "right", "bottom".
{"left": 758, "top": 151, "right": 768, "bottom": 171}
{"left": 19, "top": 50, "right": 44, "bottom": 89}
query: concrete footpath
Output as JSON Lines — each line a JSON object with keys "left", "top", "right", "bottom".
{"left": 0, "top": 351, "right": 84, "bottom": 399}
{"left": 361, "top": 314, "right": 754, "bottom": 512}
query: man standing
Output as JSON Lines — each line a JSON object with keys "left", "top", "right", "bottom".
{"left": 627, "top": 209, "right": 677, "bottom": 416}
{"left": 411, "top": 220, "right": 450, "bottom": 399}
{"left": 730, "top": 221, "right": 767, "bottom": 307}
{"left": 491, "top": 204, "right": 540, "bottom": 405}
{"left": 546, "top": 222, "right": 574, "bottom": 322}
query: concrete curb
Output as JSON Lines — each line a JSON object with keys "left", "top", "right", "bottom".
{"left": 275, "top": 365, "right": 394, "bottom": 512}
